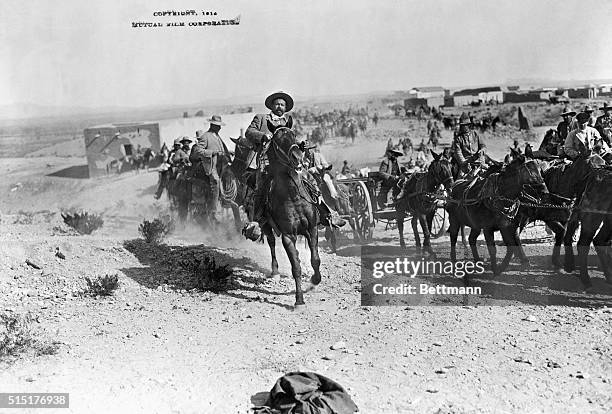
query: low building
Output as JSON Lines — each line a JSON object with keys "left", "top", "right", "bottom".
{"left": 503, "top": 91, "right": 544, "bottom": 103}
{"left": 567, "top": 86, "right": 598, "bottom": 99}
{"left": 83, "top": 112, "right": 256, "bottom": 178}
{"left": 408, "top": 86, "right": 446, "bottom": 99}
{"left": 452, "top": 87, "right": 503, "bottom": 106}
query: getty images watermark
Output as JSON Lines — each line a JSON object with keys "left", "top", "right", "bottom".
{"left": 361, "top": 246, "right": 485, "bottom": 306}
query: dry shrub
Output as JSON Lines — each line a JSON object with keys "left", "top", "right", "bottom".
{"left": 181, "top": 255, "right": 235, "bottom": 292}
{"left": 61, "top": 211, "right": 104, "bottom": 234}
{"left": 0, "top": 313, "right": 35, "bottom": 358}
{"left": 83, "top": 274, "right": 120, "bottom": 296}
{"left": 138, "top": 217, "right": 173, "bottom": 244}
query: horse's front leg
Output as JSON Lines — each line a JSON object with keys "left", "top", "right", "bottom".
{"left": 546, "top": 220, "right": 565, "bottom": 269}
{"left": 305, "top": 225, "right": 322, "bottom": 286}
{"left": 281, "top": 233, "right": 305, "bottom": 309}
{"left": 265, "top": 227, "right": 280, "bottom": 278}
{"left": 397, "top": 211, "right": 406, "bottom": 249}
{"left": 418, "top": 213, "right": 436, "bottom": 258}
{"left": 411, "top": 216, "right": 421, "bottom": 253}
{"left": 563, "top": 214, "right": 580, "bottom": 273}
{"left": 483, "top": 228, "right": 498, "bottom": 275}
{"left": 468, "top": 228, "right": 482, "bottom": 262}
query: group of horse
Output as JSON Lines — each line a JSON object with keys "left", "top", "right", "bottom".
{"left": 158, "top": 122, "right": 611, "bottom": 309}
{"left": 105, "top": 147, "right": 157, "bottom": 175}
{"left": 391, "top": 147, "right": 612, "bottom": 291}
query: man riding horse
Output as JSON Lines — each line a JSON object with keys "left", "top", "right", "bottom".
{"left": 189, "top": 115, "right": 231, "bottom": 224}
{"left": 242, "top": 91, "right": 344, "bottom": 241}
{"left": 451, "top": 113, "right": 493, "bottom": 175}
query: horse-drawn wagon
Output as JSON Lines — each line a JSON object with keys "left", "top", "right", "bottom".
{"left": 335, "top": 171, "right": 448, "bottom": 243}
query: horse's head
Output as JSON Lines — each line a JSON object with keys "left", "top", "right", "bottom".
{"left": 428, "top": 149, "right": 453, "bottom": 189}
{"left": 503, "top": 154, "right": 549, "bottom": 200}
{"left": 267, "top": 120, "right": 303, "bottom": 171}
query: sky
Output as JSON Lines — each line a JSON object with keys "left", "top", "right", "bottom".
{"left": 1, "top": 0, "right": 611, "bottom": 109}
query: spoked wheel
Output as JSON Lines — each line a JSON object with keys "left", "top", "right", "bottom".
{"left": 430, "top": 207, "right": 447, "bottom": 238}
{"left": 352, "top": 181, "right": 374, "bottom": 241}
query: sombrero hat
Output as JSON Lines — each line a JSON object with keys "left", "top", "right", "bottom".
{"left": 385, "top": 145, "right": 403, "bottom": 157}
{"left": 208, "top": 115, "right": 225, "bottom": 126}
{"left": 599, "top": 102, "right": 612, "bottom": 111}
{"left": 265, "top": 91, "right": 294, "bottom": 112}
{"left": 180, "top": 136, "right": 192, "bottom": 143}
{"left": 560, "top": 107, "right": 576, "bottom": 117}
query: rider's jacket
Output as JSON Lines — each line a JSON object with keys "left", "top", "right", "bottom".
{"left": 245, "top": 113, "right": 294, "bottom": 171}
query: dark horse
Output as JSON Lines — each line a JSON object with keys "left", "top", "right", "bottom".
{"left": 522, "top": 155, "right": 603, "bottom": 270}
{"left": 447, "top": 154, "right": 551, "bottom": 277}
{"left": 394, "top": 150, "right": 454, "bottom": 256}
{"left": 266, "top": 123, "right": 322, "bottom": 309}
{"left": 561, "top": 157, "right": 612, "bottom": 288}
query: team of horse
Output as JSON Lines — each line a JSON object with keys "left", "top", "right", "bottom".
{"left": 157, "top": 119, "right": 610, "bottom": 308}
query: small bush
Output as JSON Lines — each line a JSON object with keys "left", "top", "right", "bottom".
{"left": 139, "top": 218, "right": 172, "bottom": 244}
{"left": 181, "top": 255, "right": 235, "bottom": 292}
{"left": 83, "top": 274, "right": 120, "bottom": 296}
{"left": 0, "top": 313, "right": 35, "bottom": 358}
{"left": 61, "top": 211, "right": 104, "bottom": 234}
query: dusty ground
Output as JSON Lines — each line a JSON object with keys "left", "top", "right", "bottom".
{"left": 1, "top": 118, "right": 611, "bottom": 414}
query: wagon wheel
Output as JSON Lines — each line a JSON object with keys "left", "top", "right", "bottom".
{"left": 430, "top": 207, "right": 447, "bottom": 238}
{"left": 352, "top": 181, "right": 374, "bottom": 241}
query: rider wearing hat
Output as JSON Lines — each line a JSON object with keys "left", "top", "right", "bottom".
{"left": 451, "top": 113, "right": 489, "bottom": 171}
{"left": 556, "top": 107, "right": 576, "bottom": 148}
{"left": 171, "top": 136, "right": 192, "bottom": 167}
{"left": 154, "top": 138, "right": 182, "bottom": 200}
{"left": 377, "top": 145, "right": 403, "bottom": 208}
{"left": 595, "top": 102, "right": 612, "bottom": 146}
{"left": 190, "top": 115, "right": 230, "bottom": 222}
{"left": 564, "top": 112, "right": 611, "bottom": 159}
{"left": 570, "top": 105, "right": 597, "bottom": 131}
{"left": 242, "top": 91, "right": 344, "bottom": 240}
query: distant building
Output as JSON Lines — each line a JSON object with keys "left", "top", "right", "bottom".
{"left": 408, "top": 86, "right": 446, "bottom": 99}
{"left": 503, "top": 91, "right": 544, "bottom": 103}
{"left": 83, "top": 112, "right": 256, "bottom": 178}
{"left": 567, "top": 86, "right": 598, "bottom": 99}
{"left": 452, "top": 87, "right": 503, "bottom": 106}
{"left": 598, "top": 84, "right": 612, "bottom": 96}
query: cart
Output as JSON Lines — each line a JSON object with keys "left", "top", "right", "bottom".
{"left": 336, "top": 172, "right": 448, "bottom": 242}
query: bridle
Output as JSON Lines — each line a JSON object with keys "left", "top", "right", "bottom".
{"left": 269, "top": 127, "right": 303, "bottom": 170}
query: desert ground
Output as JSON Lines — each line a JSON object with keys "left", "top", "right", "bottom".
{"left": 1, "top": 110, "right": 611, "bottom": 414}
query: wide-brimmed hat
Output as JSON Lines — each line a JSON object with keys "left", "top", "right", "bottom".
{"left": 459, "top": 113, "right": 471, "bottom": 125}
{"left": 386, "top": 145, "right": 403, "bottom": 157}
{"left": 583, "top": 105, "right": 595, "bottom": 113}
{"left": 265, "top": 91, "right": 294, "bottom": 112}
{"left": 560, "top": 107, "right": 576, "bottom": 117}
{"left": 599, "top": 102, "right": 612, "bottom": 111}
{"left": 208, "top": 115, "right": 225, "bottom": 126}
{"left": 576, "top": 112, "right": 590, "bottom": 124}
{"left": 180, "top": 136, "right": 192, "bottom": 143}
{"left": 173, "top": 138, "right": 181, "bottom": 145}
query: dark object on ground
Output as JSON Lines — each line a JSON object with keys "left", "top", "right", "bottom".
{"left": 25, "top": 258, "right": 42, "bottom": 269}
{"left": 253, "top": 372, "right": 358, "bottom": 414}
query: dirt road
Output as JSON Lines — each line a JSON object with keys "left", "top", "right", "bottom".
{"left": 1, "top": 126, "right": 611, "bottom": 413}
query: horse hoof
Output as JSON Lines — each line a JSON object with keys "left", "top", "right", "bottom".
{"left": 294, "top": 304, "right": 307, "bottom": 312}
{"left": 310, "top": 275, "right": 321, "bottom": 286}
{"left": 267, "top": 273, "right": 280, "bottom": 282}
